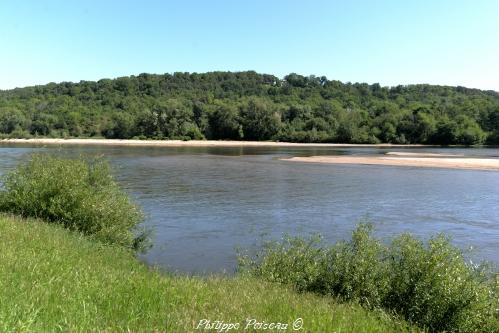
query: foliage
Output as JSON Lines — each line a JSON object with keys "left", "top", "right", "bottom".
{"left": 0, "top": 154, "right": 148, "bottom": 251}
{"left": 0, "top": 71, "right": 498, "bottom": 144}
{"left": 239, "top": 224, "right": 499, "bottom": 332}
{"left": 0, "top": 214, "right": 419, "bottom": 332}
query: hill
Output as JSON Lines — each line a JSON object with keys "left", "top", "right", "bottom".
{"left": 1, "top": 71, "right": 498, "bottom": 144}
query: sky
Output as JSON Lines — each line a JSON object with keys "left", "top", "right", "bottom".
{"left": 1, "top": 0, "right": 498, "bottom": 91}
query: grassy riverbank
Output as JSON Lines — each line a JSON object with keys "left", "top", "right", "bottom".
{"left": 0, "top": 214, "right": 417, "bottom": 332}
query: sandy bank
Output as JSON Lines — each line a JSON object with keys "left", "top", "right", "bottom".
{"left": 285, "top": 155, "right": 499, "bottom": 171}
{"left": 1, "top": 138, "right": 429, "bottom": 148}
{"left": 385, "top": 152, "right": 464, "bottom": 157}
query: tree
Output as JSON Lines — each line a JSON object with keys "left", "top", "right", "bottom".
{"left": 151, "top": 99, "right": 203, "bottom": 139}
{"left": 240, "top": 98, "right": 282, "bottom": 140}
{"left": 102, "top": 112, "right": 136, "bottom": 139}
{"left": 0, "top": 107, "right": 29, "bottom": 134}
{"left": 208, "top": 102, "right": 243, "bottom": 140}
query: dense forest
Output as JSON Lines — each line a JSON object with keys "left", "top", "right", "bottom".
{"left": 1, "top": 71, "right": 498, "bottom": 144}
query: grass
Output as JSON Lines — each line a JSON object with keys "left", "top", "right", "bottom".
{"left": 0, "top": 214, "right": 420, "bottom": 332}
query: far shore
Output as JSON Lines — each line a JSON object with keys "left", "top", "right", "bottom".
{"left": 1, "top": 138, "right": 432, "bottom": 148}
{"left": 285, "top": 155, "right": 499, "bottom": 171}
{"left": 3, "top": 138, "right": 497, "bottom": 171}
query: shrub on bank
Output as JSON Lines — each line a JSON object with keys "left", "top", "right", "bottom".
{"left": 0, "top": 154, "right": 148, "bottom": 251}
{"left": 239, "top": 224, "right": 499, "bottom": 332}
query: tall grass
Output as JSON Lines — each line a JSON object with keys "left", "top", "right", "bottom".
{"left": 0, "top": 154, "right": 148, "bottom": 251}
{"left": 0, "top": 215, "right": 419, "bottom": 332}
{"left": 239, "top": 224, "right": 499, "bottom": 332}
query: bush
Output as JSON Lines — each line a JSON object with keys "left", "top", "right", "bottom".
{"left": 386, "top": 234, "right": 497, "bottom": 332}
{"left": 0, "top": 154, "right": 148, "bottom": 251}
{"left": 316, "top": 224, "right": 391, "bottom": 307}
{"left": 238, "top": 235, "right": 325, "bottom": 291}
{"left": 240, "top": 224, "right": 499, "bottom": 332}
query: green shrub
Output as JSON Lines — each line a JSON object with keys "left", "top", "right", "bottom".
{"left": 0, "top": 154, "right": 148, "bottom": 251}
{"left": 316, "top": 225, "right": 391, "bottom": 308}
{"left": 240, "top": 224, "right": 499, "bottom": 332}
{"left": 238, "top": 235, "right": 325, "bottom": 291}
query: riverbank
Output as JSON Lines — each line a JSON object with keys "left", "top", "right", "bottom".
{"left": 0, "top": 214, "right": 415, "bottom": 332}
{"left": 285, "top": 154, "right": 499, "bottom": 171}
{"left": 1, "top": 138, "right": 431, "bottom": 147}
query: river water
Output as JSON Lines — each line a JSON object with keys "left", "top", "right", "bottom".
{"left": 0, "top": 144, "right": 498, "bottom": 273}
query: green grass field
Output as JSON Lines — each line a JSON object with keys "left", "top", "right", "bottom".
{"left": 0, "top": 214, "right": 419, "bottom": 332}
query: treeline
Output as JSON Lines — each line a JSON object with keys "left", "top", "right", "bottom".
{"left": 1, "top": 71, "right": 498, "bottom": 144}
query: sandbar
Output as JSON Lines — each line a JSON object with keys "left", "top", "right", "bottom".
{"left": 285, "top": 155, "right": 499, "bottom": 171}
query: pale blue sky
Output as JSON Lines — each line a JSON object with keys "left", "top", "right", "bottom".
{"left": 1, "top": 0, "right": 498, "bottom": 91}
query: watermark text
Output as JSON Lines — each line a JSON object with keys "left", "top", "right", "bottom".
{"left": 195, "top": 318, "right": 303, "bottom": 331}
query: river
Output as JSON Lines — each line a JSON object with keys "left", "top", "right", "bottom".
{"left": 1, "top": 143, "right": 498, "bottom": 273}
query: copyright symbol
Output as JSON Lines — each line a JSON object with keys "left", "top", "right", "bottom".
{"left": 292, "top": 318, "right": 303, "bottom": 330}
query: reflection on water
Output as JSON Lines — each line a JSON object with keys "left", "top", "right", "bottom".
{"left": 1, "top": 143, "right": 498, "bottom": 273}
